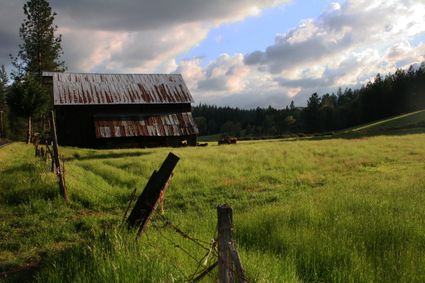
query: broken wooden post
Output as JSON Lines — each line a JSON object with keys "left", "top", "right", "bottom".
{"left": 217, "top": 204, "right": 234, "bottom": 283}
{"left": 51, "top": 110, "right": 68, "bottom": 202}
{"left": 126, "top": 152, "right": 179, "bottom": 237}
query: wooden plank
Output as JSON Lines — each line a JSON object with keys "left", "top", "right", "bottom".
{"left": 217, "top": 204, "right": 234, "bottom": 283}
{"left": 126, "top": 152, "right": 179, "bottom": 236}
{"left": 51, "top": 110, "right": 68, "bottom": 202}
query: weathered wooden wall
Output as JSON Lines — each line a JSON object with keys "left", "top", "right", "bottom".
{"left": 55, "top": 104, "right": 196, "bottom": 148}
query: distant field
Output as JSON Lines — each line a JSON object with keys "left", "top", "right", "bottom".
{"left": 1, "top": 127, "right": 425, "bottom": 281}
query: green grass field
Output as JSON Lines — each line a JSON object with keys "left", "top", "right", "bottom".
{"left": 1, "top": 113, "right": 425, "bottom": 282}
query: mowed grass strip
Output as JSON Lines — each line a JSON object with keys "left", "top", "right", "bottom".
{"left": 1, "top": 134, "right": 425, "bottom": 282}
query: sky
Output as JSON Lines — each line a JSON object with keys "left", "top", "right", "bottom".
{"left": 0, "top": 0, "right": 424, "bottom": 108}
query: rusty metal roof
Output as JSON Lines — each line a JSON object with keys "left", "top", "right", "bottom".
{"left": 43, "top": 72, "right": 194, "bottom": 105}
{"left": 94, "top": 112, "right": 198, "bottom": 138}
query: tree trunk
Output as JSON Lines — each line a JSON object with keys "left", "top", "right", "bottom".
{"left": 27, "top": 116, "right": 32, "bottom": 144}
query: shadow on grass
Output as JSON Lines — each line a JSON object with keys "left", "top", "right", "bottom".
{"left": 64, "top": 151, "right": 152, "bottom": 162}
{"left": 0, "top": 260, "right": 40, "bottom": 283}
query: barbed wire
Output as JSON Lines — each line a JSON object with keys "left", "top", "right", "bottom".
{"left": 121, "top": 186, "right": 248, "bottom": 282}
{"left": 155, "top": 214, "right": 212, "bottom": 249}
{"left": 150, "top": 221, "right": 218, "bottom": 282}
{"left": 142, "top": 229, "right": 189, "bottom": 280}
{"left": 149, "top": 213, "right": 222, "bottom": 282}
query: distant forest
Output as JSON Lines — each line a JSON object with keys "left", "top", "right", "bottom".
{"left": 193, "top": 62, "right": 425, "bottom": 137}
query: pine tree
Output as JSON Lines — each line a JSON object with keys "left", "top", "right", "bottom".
{"left": 11, "top": 0, "right": 65, "bottom": 81}
{"left": 8, "top": 0, "right": 65, "bottom": 142}
{"left": 7, "top": 78, "right": 48, "bottom": 143}
{"left": 304, "top": 93, "right": 322, "bottom": 132}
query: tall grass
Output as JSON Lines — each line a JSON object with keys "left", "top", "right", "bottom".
{"left": 1, "top": 134, "right": 425, "bottom": 282}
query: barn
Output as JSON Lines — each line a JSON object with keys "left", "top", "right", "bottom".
{"left": 42, "top": 72, "right": 199, "bottom": 148}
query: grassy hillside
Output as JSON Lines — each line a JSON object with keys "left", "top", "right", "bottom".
{"left": 341, "top": 109, "right": 425, "bottom": 136}
{"left": 1, "top": 132, "right": 425, "bottom": 282}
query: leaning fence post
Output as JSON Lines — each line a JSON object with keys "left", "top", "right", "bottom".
{"left": 51, "top": 110, "right": 68, "bottom": 202}
{"left": 126, "top": 152, "right": 179, "bottom": 237}
{"left": 217, "top": 204, "right": 234, "bottom": 283}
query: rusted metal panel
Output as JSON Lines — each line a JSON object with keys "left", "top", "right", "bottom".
{"left": 94, "top": 112, "right": 199, "bottom": 138}
{"left": 43, "top": 72, "right": 194, "bottom": 105}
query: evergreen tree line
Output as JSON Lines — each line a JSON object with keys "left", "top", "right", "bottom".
{"left": 193, "top": 62, "right": 425, "bottom": 136}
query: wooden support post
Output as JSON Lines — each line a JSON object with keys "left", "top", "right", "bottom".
{"left": 33, "top": 134, "right": 40, "bottom": 157}
{"left": 217, "top": 204, "right": 234, "bottom": 283}
{"left": 51, "top": 110, "right": 68, "bottom": 202}
{"left": 45, "top": 142, "right": 54, "bottom": 171}
{"left": 62, "top": 159, "right": 66, "bottom": 184}
{"left": 0, "top": 110, "right": 4, "bottom": 139}
{"left": 126, "top": 152, "right": 179, "bottom": 237}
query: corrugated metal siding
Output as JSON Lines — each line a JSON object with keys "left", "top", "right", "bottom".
{"left": 45, "top": 72, "right": 194, "bottom": 105}
{"left": 94, "top": 112, "right": 199, "bottom": 138}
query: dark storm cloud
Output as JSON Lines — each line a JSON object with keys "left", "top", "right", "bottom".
{"left": 0, "top": 1, "right": 24, "bottom": 70}
{"left": 275, "top": 77, "right": 335, "bottom": 89}
{"left": 200, "top": 91, "right": 293, "bottom": 109}
{"left": 0, "top": 32, "right": 18, "bottom": 63}
{"left": 245, "top": 31, "right": 352, "bottom": 73}
{"left": 197, "top": 77, "right": 228, "bottom": 91}
{"left": 50, "top": 0, "right": 283, "bottom": 31}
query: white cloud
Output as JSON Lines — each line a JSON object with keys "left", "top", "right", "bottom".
{"left": 176, "top": 53, "right": 291, "bottom": 107}
{"left": 242, "top": 0, "right": 425, "bottom": 105}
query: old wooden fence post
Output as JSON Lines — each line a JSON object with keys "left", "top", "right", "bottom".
{"left": 218, "top": 204, "right": 234, "bottom": 283}
{"left": 217, "top": 204, "right": 248, "bottom": 283}
{"left": 127, "top": 152, "right": 179, "bottom": 237}
{"left": 51, "top": 110, "right": 68, "bottom": 202}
